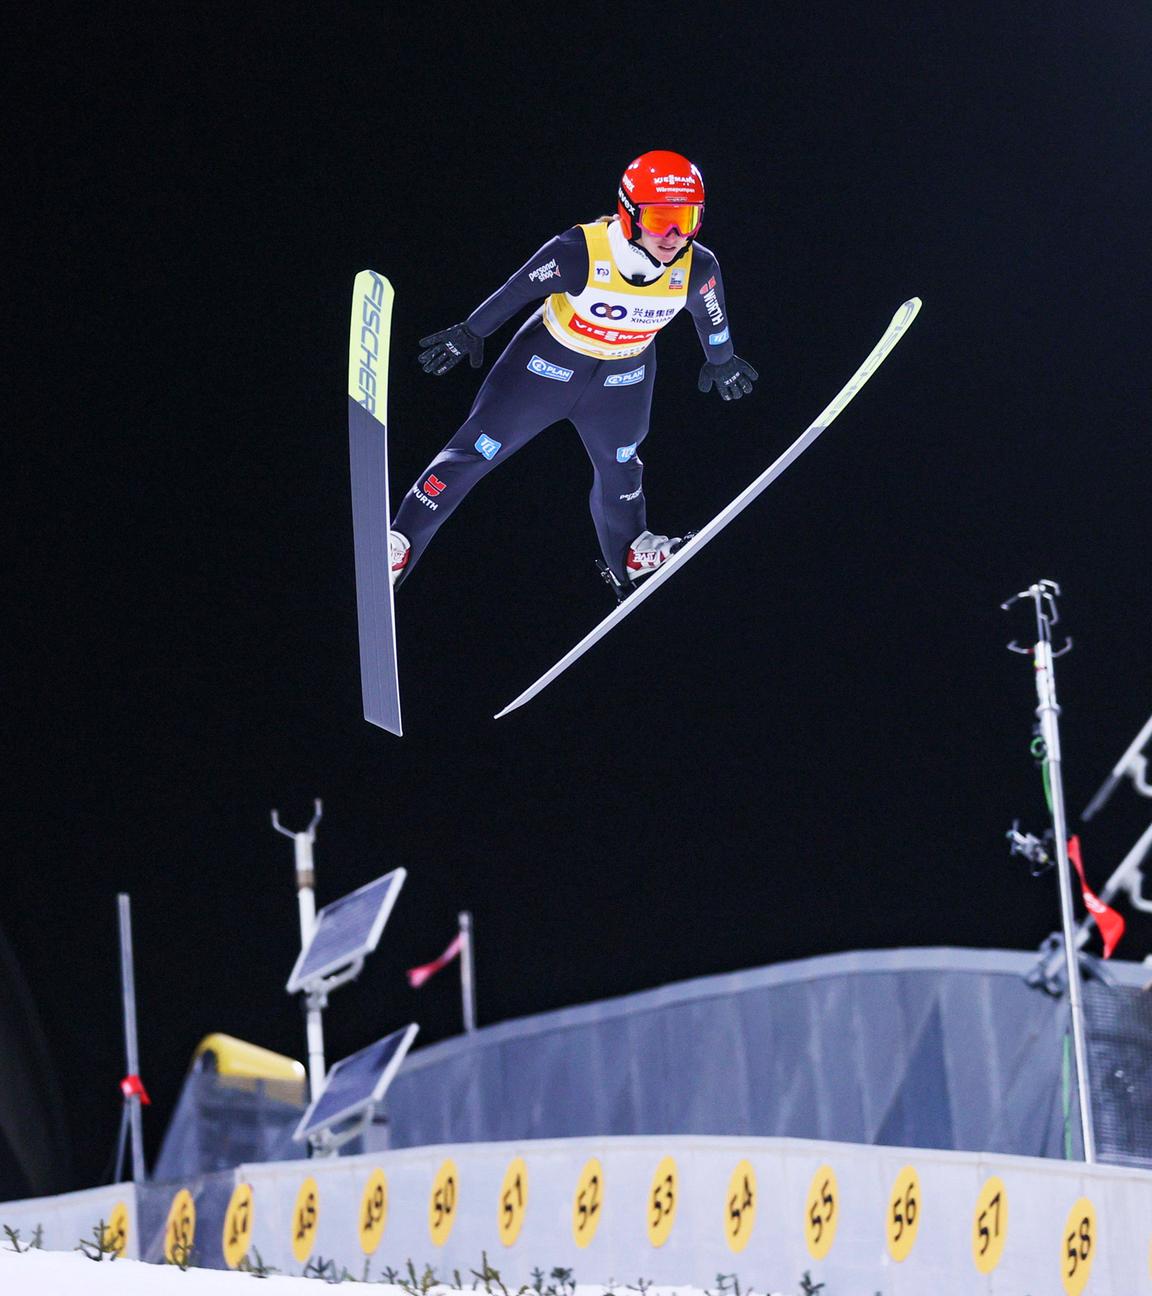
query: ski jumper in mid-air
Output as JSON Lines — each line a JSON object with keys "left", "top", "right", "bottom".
{"left": 389, "top": 149, "right": 758, "bottom": 591}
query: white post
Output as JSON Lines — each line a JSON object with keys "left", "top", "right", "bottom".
{"left": 272, "top": 800, "right": 326, "bottom": 1100}
{"left": 117, "top": 894, "right": 147, "bottom": 1182}
{"left": 459, "top": 911, "right": 477, "bottom": 1034}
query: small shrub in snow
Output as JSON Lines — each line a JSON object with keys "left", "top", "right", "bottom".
{"left": 75, "top": 1219, "right": 122, "bottom": 1262}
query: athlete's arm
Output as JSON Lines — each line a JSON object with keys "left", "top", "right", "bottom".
{"left": 466, "top": 229, "right": 590, "bottom": 337}
{"left": 418, "top": 230, "right": 589, "bottom": 376}
{"left": 687, "top": 245, "right": 758, "bottom": 401}
{"left": 685, "top": 245, "right": 736, "bottom": 363}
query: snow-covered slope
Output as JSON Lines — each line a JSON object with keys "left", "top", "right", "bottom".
{"left": 0, "top": 1248, "right": 699, "bottom": 1296}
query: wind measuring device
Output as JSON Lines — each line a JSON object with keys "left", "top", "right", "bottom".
{"left": 293, "top": 1023, "right": 419, "bottom": 1155}
{"left": 273, "top": 802, "right": 409, "bottom": 1130}
{"left": 1002, "top": 579, "right": 1096, "bottom": 1163}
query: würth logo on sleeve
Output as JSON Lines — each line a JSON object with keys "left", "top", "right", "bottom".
{"left": 412, "top": 473, "right": 447, "bottom": 511}
{"left": 699, "top": 277, "right": 724, "bottom": 327}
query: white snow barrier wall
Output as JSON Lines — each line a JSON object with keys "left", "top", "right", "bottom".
{"left": 7, "top": 1136, "right": 1151, "bottom": 1293}
{"left": 0, "top": 1182, "right": 138, "bottom": 1258}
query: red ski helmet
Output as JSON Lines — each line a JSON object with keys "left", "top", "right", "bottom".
{"left": 616, "top": 150, "right": 706, "bottom": 242}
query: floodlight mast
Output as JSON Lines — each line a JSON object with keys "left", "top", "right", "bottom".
{"left": 1002, "top": 580, "right": 1095, "bottom": 1163}
{"left": 1078, "top": 710, "right": 1152, "bottom": 937}
{"left": 1031, "top": 713, "right": 1152, "bottom": 978}
{"left": 272, "top": 799, "right": 326, "bottom": 1099}
{"left": 1083, "top": 711, "right": 1152, "bottom": 821}
{"left": 1033, "top": 821, "right": 1152, "bottom": 985}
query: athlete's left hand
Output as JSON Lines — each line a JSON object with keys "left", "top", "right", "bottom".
{"left": 698, "top": 356, "right": 758, "bottom": 401}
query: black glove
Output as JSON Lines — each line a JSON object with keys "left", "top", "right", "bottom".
{"left": 418, "top": 323, "right": 484, "bottom": 375}
{"left": 698, "top": 355, "right": 758, "bottom": 401}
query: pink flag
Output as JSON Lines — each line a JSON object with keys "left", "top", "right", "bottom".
{"left": 407, "top": 930, "right": 464, "bottom": 988}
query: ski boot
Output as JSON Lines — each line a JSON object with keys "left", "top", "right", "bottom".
{"left": 389, "top": 531, "right": 411, "bottom": 587}
{"left": 596, "top": 530, "right": 694, "bottom": 605}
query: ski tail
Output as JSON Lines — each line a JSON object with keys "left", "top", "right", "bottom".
{"left": 348, "top": 270, "right": 403, "bottom": 735}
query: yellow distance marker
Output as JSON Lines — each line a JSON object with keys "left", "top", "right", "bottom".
{"left": 428, "top": 1158, "right": 459, "bottom": 1247}
{"left": 647, "top": 1155, "right": 678, "bottom": 1248}
{"left": 971, "top": 1176, "right": 1007, "bottom": 1274}
{"left": 572, "top": 1157, "right": 604, "bottom": 1248}
{"left": 358, "top": 1169, "right": 388, "bottom": 1255}
{"left": 497, "top": 1156, "right": 529, "bottom": 1246}
{"left": 102, "top": 1201, "right": 130, "bottom": 1258}
{"left": 164, "top": 1188, "right": 196, "bottom": 1265}
{"left": 1061, "top": 1197, "right": 1097, "bottom": 1296}
{"left": 886, "top": 1165, "right": 921, "bottom": 1263}
{"left": 221, "top": 1183, "right": 254, "bottom": 1269}
{"left": 805, "top": 1164, "right": 839, "bottom": 1261}
{"left": 291, "top": 1176, "right": 320, "bottom": 1264}
{"left": 724, "top": 1160, "right": 757, "bottom": 1254}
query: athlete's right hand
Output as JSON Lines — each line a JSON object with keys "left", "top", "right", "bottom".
{"left": 418, "top": 323, "right": 484, "bottom": 375}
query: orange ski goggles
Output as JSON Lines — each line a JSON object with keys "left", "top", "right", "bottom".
{"left": 636, "top": 203, "right": 703, "bottom": 237}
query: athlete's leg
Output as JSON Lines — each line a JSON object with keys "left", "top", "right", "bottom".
{"left": 392, "top": 324, "right": 590, "bottom": 577}
{"left": 570, "top": 355, "right": 657, "bottom": 581}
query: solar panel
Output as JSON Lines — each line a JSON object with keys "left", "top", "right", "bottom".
{"left": 294, "top": 1023, "right": 419, "bottom": 1142}
{"left": 286, "top": 868, "right": 406, "bottom": 993}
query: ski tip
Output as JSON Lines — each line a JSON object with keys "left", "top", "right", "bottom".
{"left": 903, "top": 296, "right": 923, "bottom": 314}
{"left": 494, "top": 691, "right": 535, "bottom": 719}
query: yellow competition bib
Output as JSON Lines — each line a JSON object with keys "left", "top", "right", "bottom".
{"left": 543, "top": 223, "right": 692, "bottom": 360}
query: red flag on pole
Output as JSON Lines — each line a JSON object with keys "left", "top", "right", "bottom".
{"left": 1068, "top": 835, "right": 1125, "bottom": 959}
{"left": 120, "top": 1074, "right": 151, "bottom": 1105}
{"left": 407, "top": 930, "right": 464, "bottom": 988}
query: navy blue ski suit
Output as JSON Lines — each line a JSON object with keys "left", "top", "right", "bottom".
{"left": 393, "top": 222, "right": 735, "bottom": 581}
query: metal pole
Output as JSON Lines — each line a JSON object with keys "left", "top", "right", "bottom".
{"left": 112, "top": 1105, "right": 129, "bottom": 1185}
{"left": 292, "top": 817, "right": 325, "bottom": 1099}
{"left": 1008, "top": 583, "right": 1096, "bottom": 1162}
{"left": 117, "top": 894, "right": 147, "bottom": 1182}
{"left": 458, "top": 911, "right": 477, "bottom": 1034}
{"left": 303, "top": 993, "right": 327, "bottom": 1101}
{"left": 272, "top": 800, "right": 326, "bottom": 1099}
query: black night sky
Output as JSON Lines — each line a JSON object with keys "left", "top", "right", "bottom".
{"left": 9, "top": 5, "right": 1151, "bottom": 1192}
